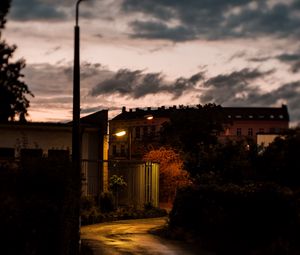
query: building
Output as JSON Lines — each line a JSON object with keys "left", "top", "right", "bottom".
{"left": 0, "top": 109, "right": 160, "bottom": 207}
{"left": 0, "top": 110, "right": 109, "bottom": 197}
{"left": 109, "top": 105, "right": 289, "bottom": 160}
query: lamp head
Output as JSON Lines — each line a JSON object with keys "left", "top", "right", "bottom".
{"left": 115, "top": 130, "right": 126, "bottom": 137}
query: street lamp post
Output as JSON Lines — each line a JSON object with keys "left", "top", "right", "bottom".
{"left": 72, "top": 0, "right": 86, "bottom": 254}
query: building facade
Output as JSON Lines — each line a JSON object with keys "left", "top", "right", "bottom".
{"left": 109, "top": 105, "right": 289, "bottom": 160}
{"left": 0, "top": 110, "right": 109, "bottom": 197}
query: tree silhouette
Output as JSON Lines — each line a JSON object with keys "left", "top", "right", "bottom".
{"left": 0, "top": 0, "right": 33, "bottom": 122}
{"left": 0, "top": 0, "right": 10, "bottom": 30}
{"left": 160, "top": 104, "right": 226, "bottom": 177}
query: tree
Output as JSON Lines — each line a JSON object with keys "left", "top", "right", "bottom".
{"left": 143, "top": 147, "right": 189, "bottom": 204}
{"left": 0, "top": 0, "right": 10, "bottom": 29}
{"left": 257, "top": 127, "right": 300, "bottom": 187}
{"left": 160, "top": 104, "right": 227, "bottom": 177}
{"left": 0, "top": 0, "right": 33, "bottom": 122}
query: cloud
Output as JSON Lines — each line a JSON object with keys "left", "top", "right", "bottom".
{"left": 89, "top": 69, "right": 205, "bottom": 99}
{"left": 275, "top": 53, "right": 300, "bottom": 73}
{"left": 200, "top": 68, "right": 273, "bottom": 104}
{"left": 8, "top": 0, "right": 115, "bottom": 22}
{"left": 198, "top": 68, "right": 300, "bottom": 124}
{"left": 21, "top": 62, "right": 300, "bottom": 124}
{"left": 121, "top": 0, "right": 300, "bottom": 41}
{"left": 9, "top": 0, "right": 67, "bottom": 21}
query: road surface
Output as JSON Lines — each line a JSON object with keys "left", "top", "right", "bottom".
{"left": 81, "top": 217, "right": 214, "bottom": 255}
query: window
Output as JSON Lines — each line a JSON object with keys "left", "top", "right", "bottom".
{"left": 120, "top": 145, "right": 125, "bottom": 156}
{"left": 112, "top": 145, "right": 117, "bottom": 156}
{"left": 135, "top": 127, "right": 140, "bottom": 139}
{"left": 237, "top": 128, "right": 242, "bottom": 136}
{"left": 0, "top": 148, "right": 15, "bottom": 159}
{"left": 248, "top": 128, "right": 253, "bottom": 136}
{"left": 20, "top": 149, "right": 43, "bottom": 159}
{"left": 143, "top": 126, "right": 148, "bottom": 137}
{"left": 150, "top": 126, "right": 156, "bottom": 136}
{"left": 48, "top": 149, "right": 69, "bottom": 160}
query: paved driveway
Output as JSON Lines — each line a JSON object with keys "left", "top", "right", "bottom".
{"left": 81, "top": 217, "right": 214, "bottom": 255}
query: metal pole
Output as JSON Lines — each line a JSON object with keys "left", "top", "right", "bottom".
{"left": 72, "top": 1, "right": 84, "bottom": 254}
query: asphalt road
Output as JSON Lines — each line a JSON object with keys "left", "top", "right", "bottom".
{"left": 80, "top": 217, "right": 214, "bottom": 255}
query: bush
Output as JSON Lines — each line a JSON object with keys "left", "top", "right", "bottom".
{"left": 0, "top": 159, "right": 79, "bottom": 255}
{"left": 169, "top": 183, "right": 300, "bottom": 254}
{"left": 99, "top": 192, "right": 114, "bottom": 213}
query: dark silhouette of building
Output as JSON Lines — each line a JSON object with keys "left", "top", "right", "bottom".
{"left": 109, "top": 105, "right": 289, "bottom": 160}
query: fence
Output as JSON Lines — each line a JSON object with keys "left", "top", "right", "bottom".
{"left": 81, "top": 160, "right": 159, "bottom": 208}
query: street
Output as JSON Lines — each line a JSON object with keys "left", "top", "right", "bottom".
{"left": 80, "top": 217, "right": 214, "bottom": 255}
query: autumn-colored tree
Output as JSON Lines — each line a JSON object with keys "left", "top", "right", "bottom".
{"left": 143, "top": 147, "right": 190, "bottom": 204}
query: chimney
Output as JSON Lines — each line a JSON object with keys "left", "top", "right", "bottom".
{"left": 147, "top": 107, "right": 151, "bottom": 111}
{"left": 122, "top": 106, "right": 126, "bottom": 113}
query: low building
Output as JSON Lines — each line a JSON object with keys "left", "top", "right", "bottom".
{"left": 0, "top": 110, "right": 109, "bottom": 197}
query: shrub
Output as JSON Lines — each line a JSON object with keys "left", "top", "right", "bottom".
{"left": 99, "top": 192, "right": 114, "bottom": 213}
{"left": 169, "top": 183, "right": 300, "bottom": 254}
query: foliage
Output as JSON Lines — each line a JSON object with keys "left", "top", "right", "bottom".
{"left": 166, "top": 128, "right": 300, "bottom": 254}
{"left": 159, "top": 104, "right": 227, "bottom": 177}
{"left": 256, "top": 128, "right": 300, "bottom": 188}
{"left": 0, "top": 0, "right": 10, "bottom": 29}
{"left": 80, "top": 203, "right": 167, "bottom": 226}
{"left": 169, "top": 183, "right": 300, "bottom": 254}
{"left": 0, "top": 0, "right": 33, "bottom": 122}
{"left": 109, "top": 174, "right": 127, "bottom": 208}
{"left": 99, "top": 191, "right": 114, "bottom": 213}
{"left": 0, "top": 159, "right": 79, "bottom": 255}
{"left": 143, "top": 147, "right": 189, "bottom": 203}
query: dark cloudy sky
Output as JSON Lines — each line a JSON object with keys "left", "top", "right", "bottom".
{"left": 2, "top": 0, "right": 300, "bottom": 125}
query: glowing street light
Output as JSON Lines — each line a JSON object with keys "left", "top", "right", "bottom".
{"left": 115, "top": 130, "right": 127, "bottom": 137}
{"left": 144, "top": 114, "right": 154, "bottom": 120}
{"left": 113, "top": 129, "right": 132, "bottom": 160}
